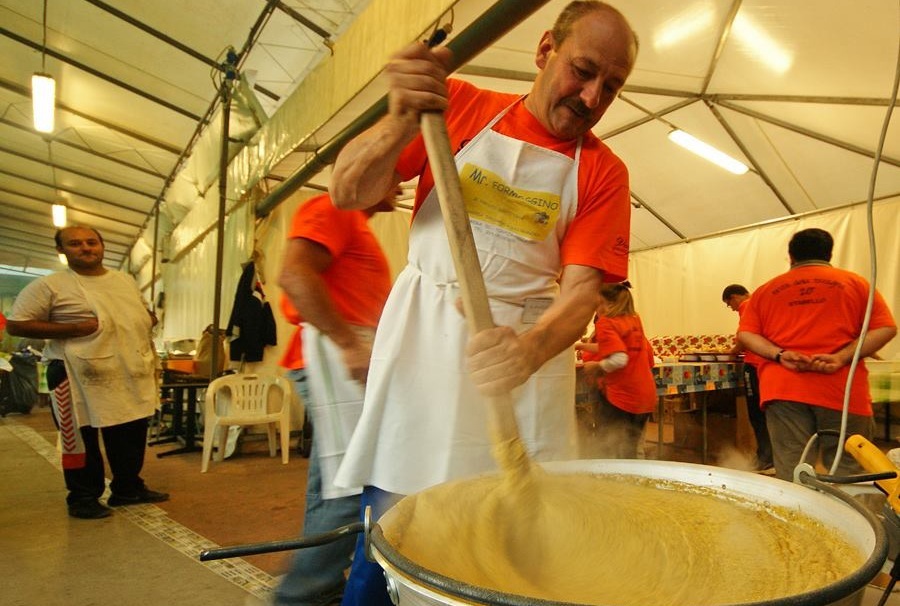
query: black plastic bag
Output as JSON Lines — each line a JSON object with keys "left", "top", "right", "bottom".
{"left": 0, "top": 352, "right": 39, "bottom": 416}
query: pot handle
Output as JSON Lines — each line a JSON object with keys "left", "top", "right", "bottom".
{"left": 795, "top": 468, "right": 890, "bottom": 603}
{"left": 198, "top": 520, "right": 364, "bottom": 561}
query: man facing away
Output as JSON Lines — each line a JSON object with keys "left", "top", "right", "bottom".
{"left": 328, "top": 2, "right": 639, "bottom": 604}
{"left": 722, "top": 283, "right": 774, "bottom": 471}
{"left": 273, "top": 193, "right": 394, "bottom": 606}
{"left": 6, "top": 226, "right": 168, "bottom": 519}
{"left": 738, "top": 228, "right": 896, "bottom": 482}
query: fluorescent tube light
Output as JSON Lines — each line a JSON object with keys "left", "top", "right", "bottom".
{"left": 32, "top": 73, "right": 56, "bottom": 133}
{"left": 51, "top": 203, "right": 67, "bottom": 227}
{"left": 58, "top": 253, "right": 68, "bottom": 265}
{"left": 667, "top": 130, "right": 749, "bottom": 175}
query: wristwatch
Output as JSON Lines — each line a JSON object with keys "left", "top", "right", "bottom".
{"left": 774, "top": 350, "right": 785, "bottom": 364}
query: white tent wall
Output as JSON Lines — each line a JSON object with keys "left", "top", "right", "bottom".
{"left": 131, "top": 239, "right": 156, "bottom": 309}
{"left": 160, "top": 200, "right": 253, "bottom": 344}
{"left": 629, "top": 197, "right": 900, "bottom": 360}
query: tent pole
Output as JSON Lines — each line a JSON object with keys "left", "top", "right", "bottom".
{"left": 151, "top": 204, "right": 159, "bottom": 307}
{"left": 210, "top": 76, "right": 234, "bottom": 381}
{"left": 255, "top": 0, "right": 553, "bottom": 218}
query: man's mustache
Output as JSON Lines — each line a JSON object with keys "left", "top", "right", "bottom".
{"left": 562, "top": 98, "right": 590, "bottom": 118}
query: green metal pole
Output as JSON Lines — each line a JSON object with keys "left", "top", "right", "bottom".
{"left": 255, "top": 0, "right": 551, "bottom": 218}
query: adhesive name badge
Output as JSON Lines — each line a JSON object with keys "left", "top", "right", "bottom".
{"left": 522, "top": 297, "right": 553, "bottom": 324}
{"left": 459, "top": 163, "right": 561, "bottom": 241}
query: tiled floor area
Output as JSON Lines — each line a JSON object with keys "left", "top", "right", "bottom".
{"left": 2, "top": 405, "right": 306, "bottom": 605}
{"left": 2, "top": 404, "right": 899, "bottom": 605}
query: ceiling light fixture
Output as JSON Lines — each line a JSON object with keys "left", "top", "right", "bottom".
{"left": 51, "top": 203, "right": 67, "bottom": 227}
{"left": 33, "top": 0, "right": 55, "bottom": 133}
{"left": 32, "top": 73, "right": 56, "bottom": 133}
{"left": 667, "top": 129, "right": 749, "bottom": 175}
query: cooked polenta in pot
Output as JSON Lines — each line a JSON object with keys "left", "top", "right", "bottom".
{"left": 381, "top": 471, "right": 862, "bottom": 606}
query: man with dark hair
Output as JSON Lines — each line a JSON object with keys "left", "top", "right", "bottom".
{"left": 53, "top": 226, "right": 104, "bottom": 248}
{"left": 6, "top": 226, "right": 168, "bottom": 519}
{"left": 788, "top": 227, "right": 833, "bottom": 262}
{"left": 721, "top": 283, "right": 749, "bottom": 307}
{"left": 738, "top": 228, "right": 896, "bottom": 481}
{"left": 721, "top": 283, "right": 773, "bottom": 471}
{"left": 329, "top": 1, "right": 639, "bottom": 603}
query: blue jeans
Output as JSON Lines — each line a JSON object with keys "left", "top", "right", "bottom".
{"left": 341, "top": 486, "right": 404, "bottom": 606}
{"left": 274, "top": 369, "right": 361, "bottom": 606}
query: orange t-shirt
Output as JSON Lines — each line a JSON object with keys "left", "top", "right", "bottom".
{"left": 736, "top": 299, "right": 763, "bottom": 368}
{"left": 278, "top": 296, "right": 305, "bottom": 371}
{"left": 278, "top": 195, "right": 392, "bottom": 369}
{"left": 739, "top": 264, "right": 896, "bottom": 415}
{"left": 582, "top": 314, "right": 657, "bottom": 414}
{"left": 395, "top": 79, "right": 631, "bottom": 283}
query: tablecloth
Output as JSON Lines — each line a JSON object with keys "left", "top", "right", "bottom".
{"left": 653, "top": 362, "right": 742, "bottom": 395}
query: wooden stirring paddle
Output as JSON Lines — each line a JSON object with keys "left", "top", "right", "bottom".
{"left": 419, "top": 112, "right": 533, "bottom": 481}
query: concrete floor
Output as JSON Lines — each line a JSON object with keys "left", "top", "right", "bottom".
{"left": 1, "top": 406, "right": 306, "bottom": 605}
{"left": 2, "top": 406, "right": 899, "bottom": 606}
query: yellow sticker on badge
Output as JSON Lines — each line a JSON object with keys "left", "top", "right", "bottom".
{"left": 459, "top": 163, "right": 561, "bottom": 241}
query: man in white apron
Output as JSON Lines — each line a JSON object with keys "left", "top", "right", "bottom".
{"left": 7, "top": 226, "right": 167, "bottom": 519}
{"left": 329, "top": 3, "right": 639, "bottom": 604}
{"left": 273, "top": 193, "right": 394, "bottom": 606}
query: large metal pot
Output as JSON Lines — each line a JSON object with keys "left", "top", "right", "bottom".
{"left": 368, "top": 460, "right": 888, "bottom": 606}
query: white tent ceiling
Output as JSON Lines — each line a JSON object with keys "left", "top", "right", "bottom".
{"left": 1, "top": 0, "right": 898, "bottom": 276}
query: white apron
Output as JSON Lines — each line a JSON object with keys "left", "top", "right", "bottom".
{"left": 301, "top": 323, "right": 374, "bottom": 499}
{"left": 61, "top": 271, "right": 158, "bottom": 428}
{"left": 335, "top": 100, "right": 581, "bottom": 496}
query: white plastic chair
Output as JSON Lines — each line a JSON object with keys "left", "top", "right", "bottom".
{"left": 200, "top": 373, "right": 292, "bottom": 472}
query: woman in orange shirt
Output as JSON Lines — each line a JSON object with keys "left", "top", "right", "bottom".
{"left": 576, "top": 282, "right": 657, "bottom": 458}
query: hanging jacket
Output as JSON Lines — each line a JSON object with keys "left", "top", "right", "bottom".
{"left": 226, "top": 260, "right": 277, "bottom": 362}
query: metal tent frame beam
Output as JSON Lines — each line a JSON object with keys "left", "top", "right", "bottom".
{"left": 85, "top": 0, "right": 282, "bottom": 102}
{"left": 0, "top": 168, "right": 153, "bottom": 217}
{"left": 0, "top": 26, "right": 202, "bottom": 121}
{"left": 0, "top": 117, "right": 167, "bottom": 179}
{"left": 255, "top": 0, "right": 556, "bottom": 218}
{"left": 0, "top": 189, "right": 145, "bottom": 230}
{"left": 0, "top": 145, "right": 158, "bottom": 200}
{"left": 0, "top": 78, "right": 183, "bottom": 155}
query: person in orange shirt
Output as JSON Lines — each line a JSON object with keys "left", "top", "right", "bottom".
{"left": 576, "top": 282, "right": 656, "bottom": 459}
{"left": 277, "top": 295, "right": 313, "bottom": 458}
{"left": 738, "top": 228, "right": 896, "bottom": 482}
{"left": 274, "top": 192, "right": 394, "bottom": 606}
{"left": 722, "top": 283, "right": 773, "bottom": 471}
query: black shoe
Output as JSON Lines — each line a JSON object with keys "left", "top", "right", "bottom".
{"left": 107, "top": 488, "right": 170, "bottom": 507}
{"left": 68, "top": 500, "right": 113, "bottom": 519}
